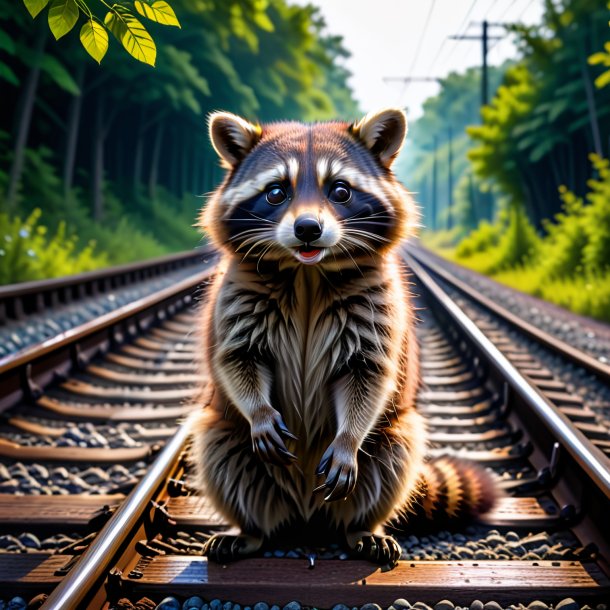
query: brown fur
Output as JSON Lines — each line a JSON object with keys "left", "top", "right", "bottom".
{"left": 190, "top": 109, "right": 496, "bottom": 566}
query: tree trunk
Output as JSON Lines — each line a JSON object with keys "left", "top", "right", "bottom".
{"left": 63, "top": 63, "right": 85, "bottom": 202}
{"left": 169, "top": 130, "right": 178, "bottom": 195}
{"left": 148, "top": 123, "right": 165, "bottom": 201}
{"left": 6, "top": 25, "right": 48, "bottom": 208}
{"left": 180, "top": 136, "right": 189, "bottom": 197}
{"left": 580, "top": 34, "right": 603, "bottom": 157}
{"left": 133, "top": 111, "right": 147, "bottom": 198}
{"left": 92, "top": 94, "right": 105, "bottom": 221}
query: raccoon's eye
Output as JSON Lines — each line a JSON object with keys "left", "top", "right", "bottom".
{"left": 266, "top": 183, "right": 287, "bottom": 205}
{"left": 328, "top": 181, "right": 351, "bottom": 204}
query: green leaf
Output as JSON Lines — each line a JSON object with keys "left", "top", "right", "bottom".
{"left": 48, "top": 0, "right": 79, "bottom": 40}
{"left": 80, "top": 19, "right": 108, "bottom": 64}
{"left": 133, "top": 1, "right": 180, "bottom": 27}
{"left": 22, "top": 0, "right": 50, "bottom": 19}
{"left": 253, "top": 11, "right": 273, "bottom": 32}
{"left": 104, "top": 9, "right": 156, "bottom": 66}
{"left": 594, "top": 70, "right": 610, "bottom": 89}
{"left": 588, "top": 52, "right": 610, "bottom": 65}
{"left": 0, "top": 61, "right": 19, "bottom": 85}
{"left": 40, "top": 54, "right": 80, "bottom": 94}
{"left": 0, "top": 29, "right": 16, "bottom": 54}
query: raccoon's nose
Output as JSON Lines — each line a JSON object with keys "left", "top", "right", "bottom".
{"left": 294, "top": 214, "right": 322, "bottom": 243}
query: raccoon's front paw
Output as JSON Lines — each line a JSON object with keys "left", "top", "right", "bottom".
{"left": 347, "top": 532, "right": 401, "bottom": 568}
{"left": 314, "top": 440, "right": 357, "bottom": 501}
{"left": 251, "top": 405, "right": 297, "bottom": 466}
{"left": 202, "top": 533, "right": 263, "bottom": 563}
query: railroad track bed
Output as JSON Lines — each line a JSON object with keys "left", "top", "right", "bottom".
{"left": 0, "top": 248, "right": 214, "bottom": 360}
{"left": 408, "top": 246, "right": 610, "bottom": 366}
{"left": 0, "top": 259, "right": 215, "bottom": 609}
{"left": 0, "top": 253, "right": 608, "bottom": 609}
{"left": 97, "top": 302, "right": 608, "bottom": 610}
{"left": 406, "top": 248, "right": 610, "bottom": 460}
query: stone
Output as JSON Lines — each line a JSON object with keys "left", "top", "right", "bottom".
{"left": 391, "top": 601, "right": 411, "bottom": 610}
{"left": 18, "top": 533, "right": 41, "bottom": 549}
{"left": 283, "top": 603, "right": 301, "bottom": 610}
{"left": 7, "top": 599, "right": 27, "bottom": 610}
{"left": 526, "top": 602, "right": 548, "bottom": 610}
{"left": 360, "top": 605, "right": 382, "bottom": 610}
{"left": 555, "top": 600, "right": 579, "bottom": 610}
{"left": 434, "top": 602, "right": 454, "bottom": 610}
{"left": 483, "top": 603, "right": 503, "bottom": 610}
{"left": 253, "top": 603, "right": 269, "bottom": 610}
{"left": 155, "top": 599, "right": 180, "bottom": 610}
{"left": 332, "top": 605, "right": 350, "bottom": 610}
{"left": 183, "top": 597, "right": 205, "bottom": 609}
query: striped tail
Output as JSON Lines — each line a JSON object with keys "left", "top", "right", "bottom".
{"left": 397, "top": 456, "right": 499, "bottom": 528}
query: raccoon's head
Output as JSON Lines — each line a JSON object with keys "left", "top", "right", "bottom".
{"left": 201, "top": 108, "right": 416, "bottom": 268}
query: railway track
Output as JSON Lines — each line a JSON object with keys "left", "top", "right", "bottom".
{"left": 0, "top": 248, "right": 608, "bottom": 609}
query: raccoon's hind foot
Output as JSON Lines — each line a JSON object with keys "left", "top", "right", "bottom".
{"left": 345, "top": 530, "right": 401, "bottom": 568}
{"left": 202, "top": 533, "right": 263, "bottom": 563}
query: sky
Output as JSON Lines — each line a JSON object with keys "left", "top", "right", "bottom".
{"left": 301, "top": 0, "right": 545, "bottom": 119}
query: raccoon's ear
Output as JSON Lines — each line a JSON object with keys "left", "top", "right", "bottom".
{"left": 350, "top": 108, "right": 407, "bottom": 168}
{"left": 208, "top": 111, "right": 262, "bottom": 168}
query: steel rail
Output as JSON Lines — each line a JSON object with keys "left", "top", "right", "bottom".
{"left": 407, "top": 245, "right": 610, "bottom": 384}
{"left": 406, "top": 253, "right": 610, "bottom": 500}
{"left": 40, "top": 414, "right": 196, "bottom": 610}
{"left": 0, "top": 248, "right": 210, "bottom": 300}
{"left": 0, "top": 260, "right": 216, "bottom": 376}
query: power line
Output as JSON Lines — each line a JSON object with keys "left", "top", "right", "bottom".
{"left": 405, "top": 0, "right": 438, "bottom": 87}
{"left": 427, "top": 0, "right": 481, "bottom": 75}
{"left": 496, "top": 0, "right": 520, "bottom": 22}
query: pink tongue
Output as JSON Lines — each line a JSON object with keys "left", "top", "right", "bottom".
{"left": 300, "top": 249, "right": 321, "bottom": 259}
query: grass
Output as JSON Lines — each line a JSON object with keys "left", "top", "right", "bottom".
{"left": 422, "top": 237, "right": 610, "bottom": 324}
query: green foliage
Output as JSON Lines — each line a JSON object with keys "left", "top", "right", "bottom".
{"left": 468, "top": 0, "right": 610, "bottom": 228}
{"left": 3, "top": 0, "right": 359, "bottom": 281}
{"left": 21, "top": 0, "right": 179, "bottom": 65}
{"left": 0, "top": 208, "right": 108, "bottom": 283}
{"left": 104, "top": 6, "right": 157, "bottom": 66}
{"left": 436, "top": 154, "right": 610, "bottom": 322}
{"left": 582, "top": 154, "right": 610, "bottom": 270}
{"left": 455, "top": 220, "right": 502, "bottom": 258}
{"left": 395, "top": 65, "right": 507, "bottom": 232}
{"left": 588, "top": 1, "right": 610, "bottom": 88}
{"left": 79, "top": 19, "right": 108, "bottom": 64}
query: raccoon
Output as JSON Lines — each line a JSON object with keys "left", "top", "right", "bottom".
{"left": 191, "top": 108, "right": 497, "bottom": 567}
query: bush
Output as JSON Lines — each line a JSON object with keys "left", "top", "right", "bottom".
{"left": 0, "top": 209, "right": 108, "bottom": 284}
{"left": 426, "top": 155, "right": 610, "bottom": 322}
{"left": 487, "top": 204, "right": 540, "bottom": 273}
{"left": 455, "top": 220, "right": 502, "bottom": 257}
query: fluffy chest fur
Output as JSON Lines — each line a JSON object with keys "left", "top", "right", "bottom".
{"left": 210, "top": 257, "right": 405, "bottom": 454}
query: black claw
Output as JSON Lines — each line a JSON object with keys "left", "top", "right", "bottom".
{"left": 204, "top": 534, "right": 248, "bottom": 563}
{"left": 316, "top": 450, "right": 332, "bottom": 475}
{"left": 276, "top": 419, "right": 298, "bottom": 440}
{"left": 277, "top": 446, "right": 297, "bottom": 462}
{"left": 349, "top": 535, "right": 401, "bottom": 567}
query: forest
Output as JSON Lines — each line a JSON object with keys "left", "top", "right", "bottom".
{"left": 403, "top": 0, "right": 610, "bottom": 321}
{"left": 2, "top": 0, "right": 610, "bottom": 322}
{"left": 0, "top": 0, "right": 358, "bottom": 283}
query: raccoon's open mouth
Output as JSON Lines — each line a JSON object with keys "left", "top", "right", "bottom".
{"left": 294, "top": 246, "right": 325, "bottom": 264}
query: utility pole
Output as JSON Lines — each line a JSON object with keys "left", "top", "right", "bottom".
{"left": 432, "top": 135, "right": 438, "bottom": 231}
{"left": 449, "top": 21, "right": 504, "bottom": 108}
{"left": 447, "top": 126, "right": 453, "bottom": 230}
